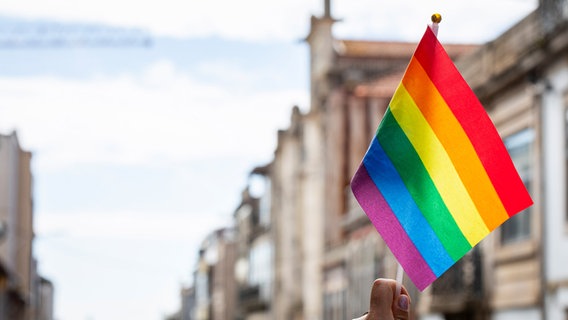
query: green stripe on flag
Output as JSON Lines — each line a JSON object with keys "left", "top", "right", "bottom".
{"left": 377, "top": 110, "right": 472, "bottom": 260}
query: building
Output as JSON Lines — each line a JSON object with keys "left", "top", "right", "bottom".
{"left": 309, "top": 0, "right": 568, "bottom": 318}
{"left": 193, "top": 228, "right": 237, "bottom": 320}
{"left": 277, "top": 2, "right": 476, "bottom": 319}
{"left": 37, "top": 277, "right": 54, "bottom": 320}
{"left": 166, "top": 286, "right": 195, "bottom": 320}
{"left": 0, "top": 131, "right": 54, "bottom": 320}
{"left": 233, "top": 167, "right": 273, "bottom": 320}
{"left": 183, "top": 169, "right": 272, "bottom": 320}
{"left": 419, "top": 1, "right": 568, "bottom": 319}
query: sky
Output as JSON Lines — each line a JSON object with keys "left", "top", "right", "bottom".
{"left": 0, "top": 0, "right": 538, "bottom": 319}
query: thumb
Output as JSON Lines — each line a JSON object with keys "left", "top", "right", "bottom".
{"left": 366, "top": 279, "right": 410, "bottom": 320}
{"left": 367, "top": 279, "right": 394, "bottom": 319}
{"left": 393, "top": 292, "right": 410, "bottom": 320}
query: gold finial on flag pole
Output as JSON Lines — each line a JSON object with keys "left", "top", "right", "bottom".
{"left": 430, "top": 13, "right": 442, "bottom": 36}
{"left": 431, "top": 13, "right": 442, "bottom": 24}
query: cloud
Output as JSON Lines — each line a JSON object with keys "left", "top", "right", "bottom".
{"left": 333, "top": 0, "right": 538, "bottom": 43}
{"left": 0, "top": 50, "right": 307, "bottom": 320}
{"left": 0, "top": 0, "right": 320, "bottom": 40}
{"left": 0, "top": 0, "right": 537, "bottom": 42}
{"left": 36, "top": 209, "right": 229, "bottom": 241}
{"left": 0, "top": 59, "right": 308, "bottom": 172}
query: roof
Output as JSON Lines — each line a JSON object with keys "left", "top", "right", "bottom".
{"left": 334, "top": 40, "right": 416, "bottom": 59}
{"left": 335, "top": 39, "right": 479, "bottom": 60}
{"left": 347, "top": 38, "right": 479, "bottom": 98}
{"left": 353, "top": 71, "right": 404, "bottom": 98}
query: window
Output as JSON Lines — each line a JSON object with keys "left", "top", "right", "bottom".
{"left": 501, "top": 128, "right": 534, "bottom": 244}
{"left": 323, "top": 267, "right": 347, "bottom": 320}
{"left": 566, "top": 105, "right": 568, "bottom": 222}
{"left": 248, "top": 173, "right": 271, "bottom": 226}
{"left": 324, "top": 289, "right": 347, "bottom": 320}
{"left": 346, "top": 238, "right": 379, "bottom": 318}
{"left": 248, "top": 237, "right": 273, "bottom": 301}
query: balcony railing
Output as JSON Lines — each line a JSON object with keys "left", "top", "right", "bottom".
{"left": 429, "top": 248, "right": 483, "bottom": 316}
{"left": 238, "top": 284, "right": 269, "bottom": 313}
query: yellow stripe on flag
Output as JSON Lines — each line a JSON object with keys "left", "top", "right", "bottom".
{"left": 389, "top": 86, "right": 490, "bottom": 245}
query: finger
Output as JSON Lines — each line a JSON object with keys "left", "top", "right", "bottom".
{"left": 367, "top": 279, "right": 395, "bottom": 319}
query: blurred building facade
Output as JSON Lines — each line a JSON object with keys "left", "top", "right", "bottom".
{"left": 0, "top": 131, "right": 54, "bottom": 320}
{"left": 166, "top": 286, "right": 195, "bottom": 320}
{"left": 193, "top": 227, "right": 237, "bottom": 320}
{"left": 171, "top": 0, "right": 568, "bottom": 319}
{"left": 432, "top": 1, "right": 568, "bottom": 319}
{"left": 288, "top": 2, "right": 477, "bottom": 319}
{"left": 233, "top": 168, "right": 273, "bottom": 320}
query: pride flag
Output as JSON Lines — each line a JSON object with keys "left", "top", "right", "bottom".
{"left": 350, "top": 26, "right": 533, "bottom": 291}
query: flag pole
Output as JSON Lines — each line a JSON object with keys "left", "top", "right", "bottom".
{"left": 430, "top": 13, "right": 442, "bottom": 36}
{"left": 395, "top": 262, "right": 404, "bottom": 297}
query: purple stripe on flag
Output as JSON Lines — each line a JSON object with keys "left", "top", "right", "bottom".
{"left": 351, "top": 165, "right": 436, "bottom": 290}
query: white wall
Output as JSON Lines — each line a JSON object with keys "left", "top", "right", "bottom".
{"left": 301, "top": 114, "right": 324, "bottom": 320}
{"left": 419, "top": 314, "right": 444, "bottom": 320}
{"left": 542, "top": 59, "right": 568, "bottom": 320}
{"left": 546, "top": 287, "right": 568, "bottom": 320}
{"left": 492, "top": 308, "right": 541, "bottom": 320}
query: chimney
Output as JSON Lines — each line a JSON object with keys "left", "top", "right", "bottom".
{"left": 324, "top": 0, "right": 331, "bottom": 18}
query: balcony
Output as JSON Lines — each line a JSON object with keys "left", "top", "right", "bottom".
{"left": 429, "top": 248, "right": 484, "bottom": 318}
{"left": 238, "top": 284, "right": 269, "bottom": 313}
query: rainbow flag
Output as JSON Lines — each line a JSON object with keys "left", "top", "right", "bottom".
{"left": 350, "top": 26, "right": 533, "bottom": 291}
